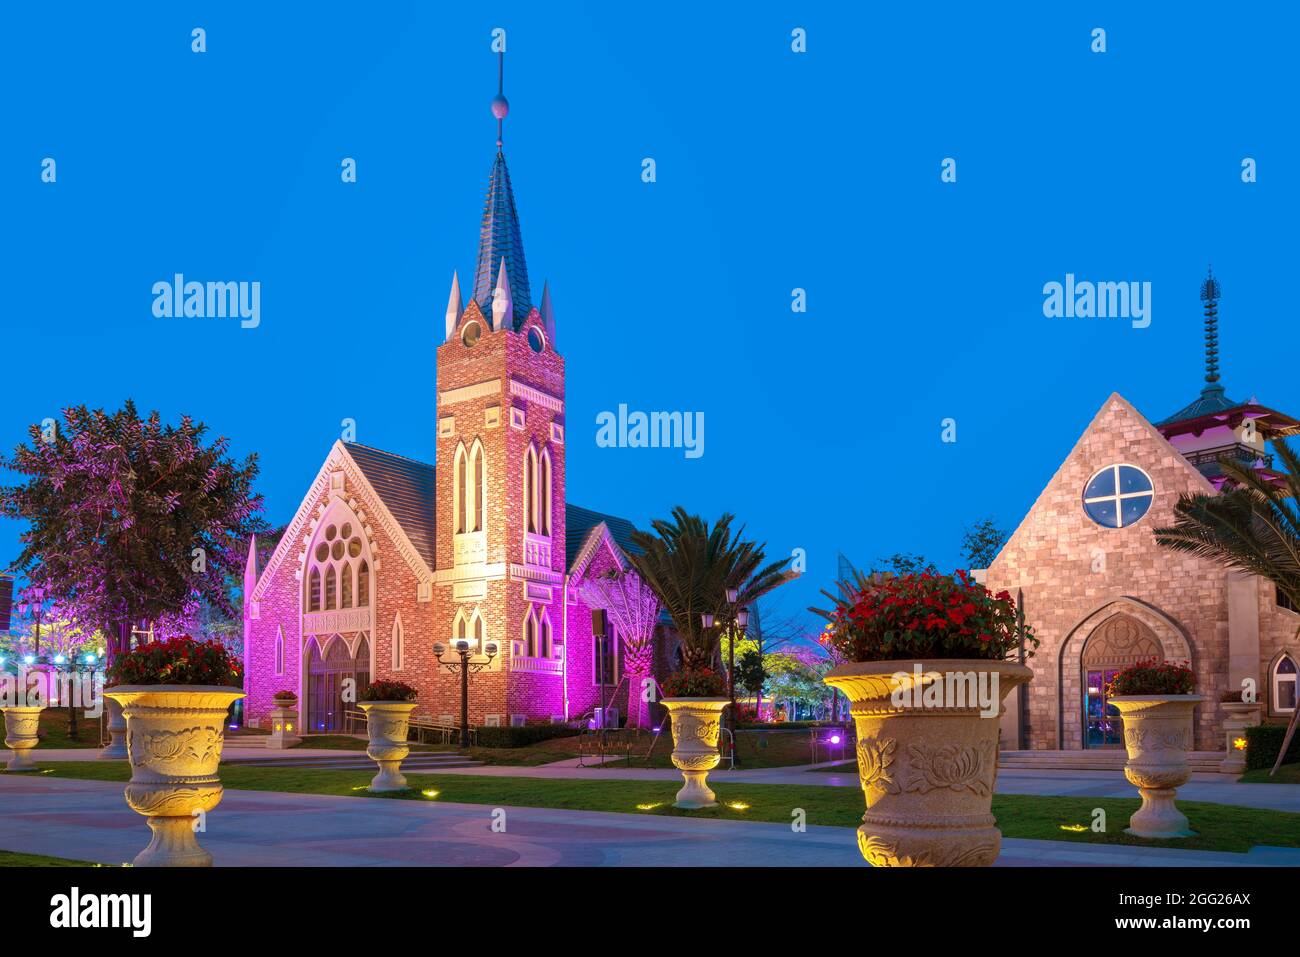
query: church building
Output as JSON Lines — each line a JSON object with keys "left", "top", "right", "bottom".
{"left": 241, "top": 62, "right": 657, "bottom": 734}
{"left": 984, "top": 272, "right": 1300, "bottom": 753}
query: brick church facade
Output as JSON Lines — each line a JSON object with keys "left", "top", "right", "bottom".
{"left": 241, "top": 73, "right": 666, "bottom": 734}
{"left": 983, "top": 274, "right": 1300, "bottom": 752}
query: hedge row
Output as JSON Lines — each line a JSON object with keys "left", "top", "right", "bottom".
{"left": 1244, "top": 723, "right": 1300, "bottom": 770}
{"left": 473, "top": 723, "right": 583, "bottom": 749}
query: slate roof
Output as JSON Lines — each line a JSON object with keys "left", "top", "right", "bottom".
{"left": 564, "top": 504, "right": 642, "bottom": 570}
{"left": 343, "top": 443, "right": 438, "bottom": 569}
{"left": 342, "top": 443, "right": 638, "bottom": 575}
{"left": 472, "top": 150, "right": 532, "bottom": 322}
{"left": 1156, "top": 383, "right": 1241, "bottom": 428}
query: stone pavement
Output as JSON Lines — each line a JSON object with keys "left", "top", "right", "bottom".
{"left": 2, "top": 773, "right": 1298, "bottom": 867}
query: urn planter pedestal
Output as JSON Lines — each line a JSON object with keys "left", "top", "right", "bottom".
{"left": 1110, "top": 695, "right": 1204, "bottom": 838}
{"left": 267, "top": 698, "right": 302, "bottom": 749}
{"left": 2, "top": 706, "right": 44, "bottom": 771}
{"left": 99, "top": 696, "right": 129, "bottom": 759}
{"left": 359, "top": 701, "right": 417, "bottom": 792}
{"left": 1218, "top": 701, "right": 1260, "bottom": 776}
{"left": 662, "top": 697, "right": 729, "bottom": 808}
{"left": 824, "top": 659, "right": 1032, "bottom": 867}
{"left": 103, "top": 684, "right": 245, "bottom": 867}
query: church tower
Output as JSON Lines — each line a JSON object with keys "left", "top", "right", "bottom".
{"left": 432, "top": 50, "right": 568, "bottom": 724}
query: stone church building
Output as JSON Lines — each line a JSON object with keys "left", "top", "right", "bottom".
{"left": 240, "top": 72, "right": 662, "bottom": 734}
{"left": 983, "top": 274, "right": 1300, "bottom": 752}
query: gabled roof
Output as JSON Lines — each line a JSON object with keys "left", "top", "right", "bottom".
{"left": 566, "top": 504, "right": 641, "bottom": 570}
{"left": 343, "top": 443, "right": 438, "bottom": 569}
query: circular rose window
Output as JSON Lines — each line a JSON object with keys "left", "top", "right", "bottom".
{"left": 1082, "top": 464, "right": 1154, "bottom": 528}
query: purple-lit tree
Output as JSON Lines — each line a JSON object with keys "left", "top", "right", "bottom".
{"left": 579, "top": 567, "right": 662, "bottom": 728}
{"left": 0, "top": 401, "right": 265, "bottom": 663}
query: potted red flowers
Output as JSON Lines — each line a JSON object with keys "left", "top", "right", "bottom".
{"left": 102, "top": 635, "right": 244, "bottom": 867}
{"left": 814, "top": 569, "right": 1035, "bottom": 867}
{"left": 1106, "top": 660, "right": 1202, "bottom": 837}
{"left": 357, "top": 680, "right": 418, "bottom": 792}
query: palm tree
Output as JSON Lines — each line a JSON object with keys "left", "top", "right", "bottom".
{"left": 1154, "top": 439, "right": 1300, "bottom": 773}
{"left": 627, "top": 506, "right": 793, "bottom": 672}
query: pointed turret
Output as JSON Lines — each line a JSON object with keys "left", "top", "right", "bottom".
{"left": 444, "top": 271, "right": 462, "bottom": 341}
{"left": 491, "top": 258, "right": 513, "bottom": 331}
{"left": 242, "top": 535, "right": 258, "bottom": 617}
{"left": 540, "top": 280, "right": 556, "bottom": 347}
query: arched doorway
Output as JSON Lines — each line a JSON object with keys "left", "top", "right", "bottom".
{"left": 1081, "top": 614, "right": 1164, "bottom": 748}
{"left": 306, "top": 635, "right": 371, "bottom": 733}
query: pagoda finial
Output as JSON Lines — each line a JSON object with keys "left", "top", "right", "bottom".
{"left": 1200, "top": 265, "right": 1221, "bottom": 387}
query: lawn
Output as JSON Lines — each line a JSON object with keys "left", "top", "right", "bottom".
{"left": 284, "top": 728, "right": 834, "bottom": 769}
{"left": 0, "top": 849, "right": 100, "bottom": 867}
{"left": 1239, "top": 763, "right": 1300, "bottom": 784}
{"left": 30, "top": 707, "right": 103, "bottom": 749}
{"left": 31, "top": 761, "right": 1300, "bottom": 855}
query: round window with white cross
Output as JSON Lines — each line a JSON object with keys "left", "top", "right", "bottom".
{"left": 1082, "top": 464, "right": 1154, "bottom": 528}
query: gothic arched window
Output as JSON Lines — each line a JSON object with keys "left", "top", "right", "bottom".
{"left": 539, "top": 447, "right": 552, "bottom": 536}
{"left": 307, "top": 568, "right": 322, "bottom": 612}
{"left": 524, "top": 607, "right": 539, "bottom": 657}
{"left": 454, "top": 443, "right": 468, "bottom": 535}
{"left": 1274, "top": 654, "right": 1297, "bottom": 714}
{"left": 303, "top": 509, "right": 373, "bottom": 616}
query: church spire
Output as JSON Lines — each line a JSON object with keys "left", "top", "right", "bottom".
{"left": 472, "top": 47, "right": 532, "bottom": 323}
{"left": 1200, "top": 266, "right": 1221, "bottom": 390}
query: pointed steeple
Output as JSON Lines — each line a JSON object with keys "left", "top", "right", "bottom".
{"left": 444, "top": 271, "right": 462, "bottom": 341}
{"left": 540, "top": 280, "right": 556, "bottom": 347}
{"left": 243, "top": 535, "right": 258, "bottom": 615}
{"left": 491, "top": 259, "right": 513, "bottom": 331}
{"left": 472, "top": 49, "right": 532, "bottom": 324}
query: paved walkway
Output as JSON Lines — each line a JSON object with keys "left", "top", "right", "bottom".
{"left": 2, "top": 774, "right": 1296, "bottom": 867}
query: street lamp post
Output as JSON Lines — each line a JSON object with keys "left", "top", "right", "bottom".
{"left": 432, "top": 638, "right": 498, "bottom": 749}
{"left": 16, "top": 585, "right": 47, "bottom": 659}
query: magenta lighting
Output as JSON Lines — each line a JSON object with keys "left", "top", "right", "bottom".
{"left": 829, "top": 734, "right": 842, "bottom": 745}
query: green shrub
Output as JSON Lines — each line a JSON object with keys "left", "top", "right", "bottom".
{"left": 473, "top": 723, "right": 583, "bottom": 748}
{"left": 1244, "top": 724, "right": 1300, "bottom": 770}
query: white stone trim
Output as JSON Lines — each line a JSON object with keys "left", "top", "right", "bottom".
{"left": 509, "top": 378, "right": 564, "bottom": 413}
{"left": 439, "top": 378, "right": 502, "bottom": 407}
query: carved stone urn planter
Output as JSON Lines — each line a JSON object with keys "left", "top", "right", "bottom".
{"left": 2, "top": 706, "right": 44, "bottom": 771}
{"left": 1110, "top": 695, "right": 1203, "bottom": 837}
{"left": 662, "top": 697, "right": 729, "bottom": 808}
{"left": 99, "top": 696, "right": 128, "bottom": 759}
{"left": 1218, "top": 700, "right": 1260, "bottom": 776}
{"left": 103, "top": 685, "right": 245, "bottom": 867}
{"left": 358, "top": 701, "right": 417, "bottom": 792}
{"left": 824, "top": 660, "right": 1032, "bottom": 867}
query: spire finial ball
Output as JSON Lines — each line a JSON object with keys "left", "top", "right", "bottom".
{"left": 492, "top": 94, "right": 509, "bottom": 121}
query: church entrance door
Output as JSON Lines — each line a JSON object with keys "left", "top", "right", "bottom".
{"left": 306, "top": 635, "right": 371, "bottom": 733}
{"left": 1080, "top": 614, "right": 1164, "bottom": 749}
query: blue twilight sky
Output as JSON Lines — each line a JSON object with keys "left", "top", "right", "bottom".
{"left": 3, "top": 3, "right": 1299, "bottom": 640}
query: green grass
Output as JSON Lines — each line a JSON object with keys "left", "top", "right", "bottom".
{"left": 33, "top": 760, "right": 1300, "bottom": 854}
{"left": 1239, "top": 763, "right": 1300, "bottom": 784}
{"left": 0, "top": 848, "right": 100, "bottom": 867}
{"left": 32, "top": 708, "right": 103, "bottom": 749}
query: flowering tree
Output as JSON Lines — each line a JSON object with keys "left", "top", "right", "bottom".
{"left": 579, "top": 567, "right": 661, "bottom": 728}
{"left": 0, "top": 402, "right": 265, "bottom": 662}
